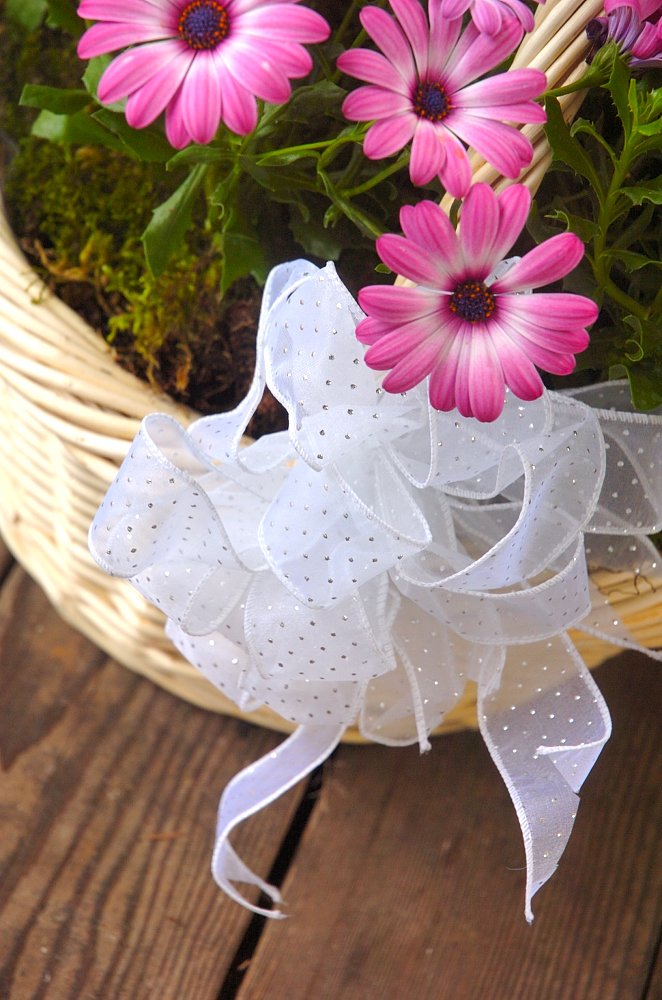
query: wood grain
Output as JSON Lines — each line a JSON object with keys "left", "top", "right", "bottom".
{"left": 238, "top": 652, "right": 662, "bottom": 1000}
{"left": 0, "top": 569, "right": 305, "bottom": 1000}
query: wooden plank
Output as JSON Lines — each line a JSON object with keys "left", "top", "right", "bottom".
{"left": 0, "top": 569, "right": 305, "bottom": 999}
{"left": 238, "top": 651, "right": 662, "bottom": 1000}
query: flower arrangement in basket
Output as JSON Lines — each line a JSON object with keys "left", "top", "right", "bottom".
{"left": 2, "top": 0, "right": 661, "bottom": 920}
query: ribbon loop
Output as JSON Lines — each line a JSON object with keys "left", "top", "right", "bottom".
{"left": 89, "top": 261, "right": 662, "bottom": 920}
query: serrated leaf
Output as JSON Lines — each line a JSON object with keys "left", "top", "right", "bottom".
{"left": 620, "top": 179, "right": 662, "bottom": 206}
{"left": 605, "top": 51, "right": 632, "bottom": 138}
{"left": 93, "top": 108, "right": 173, "bottom": 162}
{"left": 7, "top": 0, "right": 47, "bottom": 30}
{"left": 141, "top": 165, "right": 207, "bottom": 276}
{"left": 546, "top": 208, "right": 599, "bottom": 243}
{"left": 544, "top": 96, "right": 602, "bottom": 195}
{"left": 31, "top": 109, "right": 126, "bottom": 149}
{"left": 20, "top": 84, "right": 89, "bottom": 116}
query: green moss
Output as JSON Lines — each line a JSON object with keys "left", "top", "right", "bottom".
{"left": 4, "top": 137, "right": 238, "bottom": 401}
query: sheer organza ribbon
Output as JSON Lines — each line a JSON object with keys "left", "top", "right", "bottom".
{"left": 89, "top": 261, "right": 662, "bottom": 920}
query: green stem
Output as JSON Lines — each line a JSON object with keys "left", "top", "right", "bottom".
{"left": 592, "top": 133, "right": 648, "bottom": 322}
{"left": 341, "top": 153, "right": 409, "bottom": 198}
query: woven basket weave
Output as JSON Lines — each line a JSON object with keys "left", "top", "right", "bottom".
{"left": 1, "top": 0, "right": 659, "bottom": 741}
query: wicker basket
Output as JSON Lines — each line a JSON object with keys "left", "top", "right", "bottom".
{"left": 1, "top": 0, "right": 659, "bottom": 742}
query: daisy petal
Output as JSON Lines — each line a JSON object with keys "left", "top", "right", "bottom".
{"left": 364, "top": 319, "right": 441, "bottom": 369}
{"left": 390, "top": 0, "right": 431, "bottom": 76}
{"left": 125, "top": 50, "right": 193, "bottom": 128}
{"left": 471, "top": 0, "right": 505, "bottom": 34}
{"left": 497, "top": 294, "right": 599, "bottom": 334}
{"left": 459, "top": 183, "right": 499, "bottom": 273}
{"left": 343, "top": 86, "right": 410, "bottom": 121}
{"left": 376, "top": 233, "right": 448, "bottom": 286}
{"left": 78, "top": 20, "right": 170, "bottom": 58}
{"left": 458, "top": 69, "right": 547, "bottom": 108}
{"left": 78, "top": 0, "right": 167, "bottom": 24}
{"left": 98, "top": 40, "right": 185, "bottom": 104}
{"left": 358, "top": 285, "right": 441, "bottom": 322}
{"left": 399, "top": 201, "right": 460, "bottom": 274}
{"left": 165, "top": 87, "right": 192, "bottom": 149}
{"left": 489, "top": 324, "right": 545, "bottom": 400}
{"left": 363, "top": 114, "right": 416, "bottom": 159}
{"left": 445, "top": 17, "right": 522, "bottom": 88}
{"left": 491, "top": 185, "right": 531, "bottom": 262}
{"left": 449, "top": 116, "right": 532, "bottom": 178}
{"left": 382, "top": 335, "right": 444, "bottom": 392}
{"left": 180, "top": 51, "right": 221, "bottom": 144}
{"left": 428, "top": 330, "right": 464, "bottom": 411}
{"left": 410, "top": 121, "right": 445, "bottom": 186}
{"left": 224, "top": 42, "right": 291, "bottom": 102}
{"left": 215, "top": 54, "right": 258, "bottom": 134}
{"left": 437, "top": 128, "right": 472, "bottom": 198}
{"left": 360, "top": 6, "right": 416, "bottom": 80}
{"left": 452, "top": 329, "right": 506, "bottom": 421}
{"left": 491, "top": 233, "right": 585, "bottom": 291}
{"left": 238, "top": 5, "right": 330, "bottom": 42}
{"left": 337, "top": 49, "right": 411, "bottom": 95}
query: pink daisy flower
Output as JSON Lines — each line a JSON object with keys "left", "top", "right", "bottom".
{"left": 588, "top": 2, "right": 662, "bottom": 68}
{"left": 357, "top": 184, "right": 599, "bottom": 423}
{"left": 336, "top": 0, "right": 547, "bottom": 199}
{"left": 437, "top": 0, "right": 540, "bottom": 36}
{"left": 77, "top": 0, "right": 330, "bottom": 148}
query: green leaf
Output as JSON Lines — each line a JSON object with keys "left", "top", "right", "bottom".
{"left": 45, "top": 0, "right": 83, "bottom": 35}
{"left": 544, "top": 96, "right": 603, "bottom": 196}
{"left": 266, "top": 81, "right": 345, "bottom": 127}
{"left": 620, "top": 178, "right": 662, "bottom": 206}
{"left": 219, "top": 229, "right": 267, "bottom": 294}
{"left": 82, "top": 56, "right": 115, "bottom": 103}
{"left": 626, "top": 364, "right": 662, "bottom": 410}
{"left": 20, "top": 84, "right": 90, "bottom": 116}
{"left": 31, "top": 109, "right": 126, "bottom": 149}
{"left": 289, "top": 208, "right": 345, "bottom": 261}
{"left": 166, "top": 146, "right": 228, "bottom": 170}
{"left": 92, "top": 108, "right": 173, "bottom": 162}
{"left": 605, "top": 51, "right": 632, "bottom": 139}
{"left": 141, "top": 165, "right": 207, "bottom": 276}
{"left": 256, "top": 147, "right": 320, "bottom": 167}
{"left": 604, "top": 248, "right": 662, "bottom": 271}
{"left": 545, "top": 208, "right": 599, "bottom": 243}
{"left": 7, "top": 0, "right": 47, "bottom": 30}
{"left": 637, "top": 119, "right": 662, "bottom": 137}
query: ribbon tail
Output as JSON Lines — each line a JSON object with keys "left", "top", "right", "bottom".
{"left": 212, "top": 723, "right": 345, "bottom": 917}
{"left": 477, "top": 634, "right": 611, "bottom": 922}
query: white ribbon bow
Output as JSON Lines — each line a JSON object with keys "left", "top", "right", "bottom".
{"left": 89, "top": 261, "right": 662, "bottom": 920}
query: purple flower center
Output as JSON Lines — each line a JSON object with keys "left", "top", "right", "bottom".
{"left": 413, "top": 81, "right": 452, "bottom": 122}
{"left": 178, "top": 0, "right": 230, "bottom": 50}
{"left": 449, "top": 281, "right": 496, "bottom": 323}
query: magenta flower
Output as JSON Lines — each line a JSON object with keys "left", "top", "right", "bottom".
{"left": 437, "top": 0, "right": 539, "bottom": 35}
{"left": 77, "top": 0, "right": 330, "bottom": 148}
{"left": 337, "top": 0, "right": 546, "bottom": 199}
{"left": 588, "top": 1, "right": 662, "bottom": 67}
{"left": 357, "top": 184, "right": 599, "bottom": 423}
